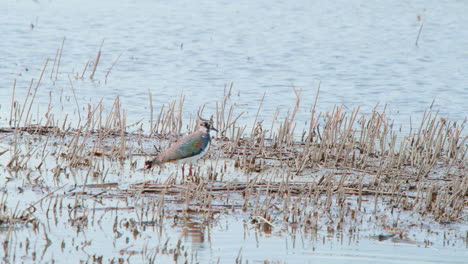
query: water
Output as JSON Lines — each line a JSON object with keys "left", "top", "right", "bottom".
{"left": 0, "top": 0, "right": 467, "bottom": 263}
{"left": 1, "top": 0, "right": 467, "bottom": 130}
{"left": 0, "top": 129, "right": 466, "bottom": 263}
{"left": 5, "top": 213, "right": 467, "bottom": 264}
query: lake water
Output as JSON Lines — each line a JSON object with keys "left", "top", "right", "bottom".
{"left": 1, "top": 0, "right": 467, "bottom": 131}
{"left": 0, "top": 0, "right": 467, "bottom": 263}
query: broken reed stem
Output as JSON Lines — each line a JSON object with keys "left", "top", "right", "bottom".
{"left": 9, "top": 79, "right": 16, "bottom": 127}
{"left": 289, "top": 85, "right": 301, "bottom": 129}
{"left": 120, "top": 109, "right": 127, "bottom": 158}
{"left": 269, "top": 107, "right": 279, "bottom": 139}
{"left": 55, "top": 37, "right": 65, "bottom": 81}
{"left": 415, "top": 23, "right": 424, "bottom": 47}
{"left": 250, "top": 92, "right": 266, "bottom": 139}
{"left": 81, "top": 60, "right": 90, "bottom": 79}
{"left": 307, "top": 82, "right": 321, "bottom": 143}
{"left": 254, "top": 215, "right": 283, "bottom": 232}
{"left": 219, "top": 112, "right": 244, "bottom": 136}
{"left": 24, "top": 58, "right": 49, "bottom": 127}
{"left": 154, "top": 104, "right": 164, "bottom": 134}
{"left": 105, "top": 51, "right": 123, "bottom": 83}
{"left": 16, "top": 79, "right": 34, "bottom": 128}
{"left": 50, "top": 47, "right": 59, "bottom": 80}
{"left": 149, "top": 91, "right": 153, "bottom": 136}
{"left": 24, "top": 185, "right": 67, "bottom": 215}
{"left": 90, "top": 40, "right": 104, "bottom": 80}
{"left": 217, "top": 82, "right": 234, "bottom": 136}
{"left": 68, "top": 74, "right": 82, "bottom": 125}
{"left": 177, "top": 94, "right": 185, "bottom": 136}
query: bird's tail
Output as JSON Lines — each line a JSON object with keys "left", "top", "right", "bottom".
{"left": 144, "top": 158, "right": 162, "bottom": 169}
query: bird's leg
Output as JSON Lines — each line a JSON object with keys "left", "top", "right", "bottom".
{"left": 181, "top": 164, "right": 185, "bottom": 179}
{"left": 189, "top": 164, "right": 193, "bottom": 176}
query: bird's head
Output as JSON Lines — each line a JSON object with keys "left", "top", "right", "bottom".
{"left": 197, "top": 115, "right": 218, "bottom": 133}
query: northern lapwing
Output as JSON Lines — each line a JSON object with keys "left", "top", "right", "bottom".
{"left": 145, "top": 116, "right": 218, "bottom": 177}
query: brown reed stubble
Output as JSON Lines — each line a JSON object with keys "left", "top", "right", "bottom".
{"left": 211, "top": 88, "right": 466, "bottom": 224}
{"left": 89, "top": 40, "right": 104, "bottom": 80}
{"left": 2, "top": 81, "right": 466, "bottom": 237}
{"left": 54, "top": 37, "right": 65, "bottom": 82}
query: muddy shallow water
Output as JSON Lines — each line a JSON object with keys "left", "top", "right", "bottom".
{"left": 0, "top": 128, "right": 466, "bottom": 263}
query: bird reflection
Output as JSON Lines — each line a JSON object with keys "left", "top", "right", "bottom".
{"left": 177, "top": 215, "right": 207, "bottom": 249}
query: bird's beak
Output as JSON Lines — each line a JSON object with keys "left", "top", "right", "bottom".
{"left": 211, "top": 127, "right": 218, "bottom": 132}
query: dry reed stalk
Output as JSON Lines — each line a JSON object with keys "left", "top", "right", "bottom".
{"left": 102, "top": 97, "right": 121, "bottom": 134}
{"left": 415, "top": 23, "right": 424, "bottom": 47}
{"left": 81, "top": 60, "right": 90, "bottom": 79}
{"left": 16, "top": 79, "right": 34, "bottom": 128}
{"left": 216, "top": 82, "right": 234, "bottom": 137}
{"left": 176, "top": 94, "right": 185, "bottom": 137}
{"left": 68, "top": 75, "right": 81, "bottom": 124}
{"left": 162, "top": 101, "right": 176, "bottom": 135}
{"left": 43, "top": 91, "right": 55, "bottom": 128}
{"left": 23, "top": 185, "right": 67, "bottom": 218}
{"left": 90, "top": 40, "right": 104, "bottom": 80}
{"left": 9, "top": 79, "right": 16, "bottom": 127}
{"left": 84, "top": 100, "right": 103, "bottom": 132}
{"left": 269, "top": 107, "right": 279, "bottom": 140}
{"left": 305, "top": 83, "right": 321, "bottom": 143}
{"left": 98, "top": 103, "right": 103, "bottom": 133}
{"left": 24, "top": 59, "right": 49, "bottom": 127}
{"left": 55, "top": 37, "right": 65, "bottom": 82}
{"left": 119, "top": 109, "right": 127, "bottom": 159}
{"left": 67, "top": 132, "right": 84, "bottom": 166}
{"left": 50, "top": 48, "right": 59, "bottom": 80}
{"left": 105, "top": 52, "right": 123, "bottom": 83}
{"left": 332, "top": 107, "right": 359, "bottom": 167}
{"left": 288, "top": 85, "right": 301, "bottom": 133}
{"left": 149, "top": 91, "right": 153, "bottom": 136}
{"left": 154, "top": 104, "right": 165, "bottom": 134}
{"left": 219, "top": 112, "right": 244, "bottom": 138}
{"left": 250, "top": 92, "right": 266, "bottom": 139}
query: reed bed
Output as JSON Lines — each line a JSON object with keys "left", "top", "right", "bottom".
{"left": 1, "top": 83, "right": 466, "bottom": 223}
{"left": 0, "top": 66, "right": 466, "bottom": 262}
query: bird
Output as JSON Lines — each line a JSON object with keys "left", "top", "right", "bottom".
{"left": 145, "top": 115, "right": 218, "bottom": 177}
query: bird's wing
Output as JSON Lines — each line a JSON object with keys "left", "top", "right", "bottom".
{"left": 158, "top": 134, "right": 206, "bottom": 162}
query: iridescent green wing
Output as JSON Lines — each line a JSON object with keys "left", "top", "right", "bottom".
{"left": 163, "top": 136, "right": 205, "bottom": 162}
